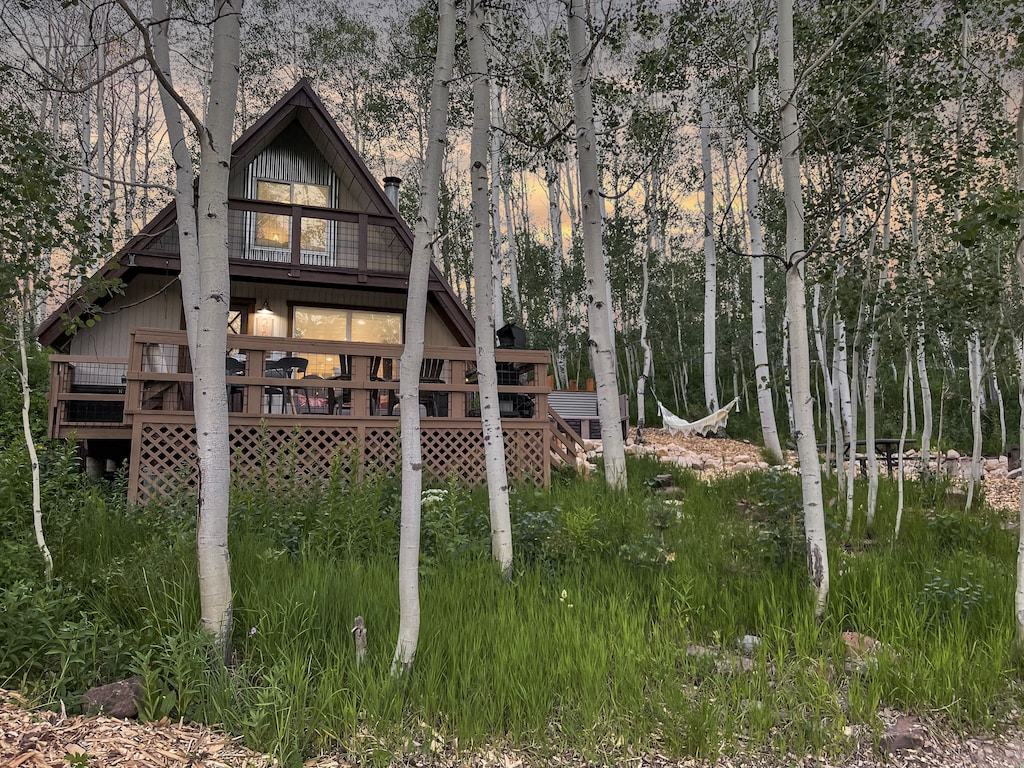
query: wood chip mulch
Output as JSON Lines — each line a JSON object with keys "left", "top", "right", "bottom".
{"left": 0, "top": 690, "right": 275, "bottom": 768}
{"left": 5, "top": 686, "right": 1024, "bottom": 768}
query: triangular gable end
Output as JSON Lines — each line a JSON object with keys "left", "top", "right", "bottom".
{"left": 37, "top": 80, "right": 476, "bottom": 348}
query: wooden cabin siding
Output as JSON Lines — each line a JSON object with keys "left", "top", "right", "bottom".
{"left": 68, "top": 275, "right": 182, "bottom": 358}
{"left": 66, "top": 279, "right": 459, "bottom": 361}
{"left": 228, "top": 120, "right": 376, "bottom": 213}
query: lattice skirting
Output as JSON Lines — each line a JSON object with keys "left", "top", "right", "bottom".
{"left": 130, "top": 418, "right": 549, "bottom": 503}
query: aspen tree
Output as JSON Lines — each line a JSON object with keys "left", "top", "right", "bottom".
{"left": 744, "top": 31, "right": 783, "bottom": 463}
{"left": 469, "top": 0, "right": 513, "bottom": 575}
{"left": 392, "top": 0, "right": 455, "bottom": 675}
{"left": 136, "top": 0, "right": 240, "bottom": 655}
{"left": 778, "top": 0, "right": 829, "bottom": 614}
{"left": 567, "top": 0, "right": 626, "bottom": 489}
{"left": 700, "top": 97, "right": 719, "bottom": 413}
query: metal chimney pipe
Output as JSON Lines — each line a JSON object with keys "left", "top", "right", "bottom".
{"left": 383, "top": 176, "right": 401, "bottom": 207}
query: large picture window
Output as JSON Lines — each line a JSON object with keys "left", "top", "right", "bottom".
{"left": 292, "top": 306, "right": 403, "bottom": 377}
{"left": 293, "top": 306, "right": 402, "bottom": 344}
{"left": 254, "top": 181, "right": 329, "bottom": 253}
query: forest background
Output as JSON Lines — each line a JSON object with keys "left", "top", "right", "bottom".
{"left": 3, "top": 0, "right": 1021, "bottom": 462}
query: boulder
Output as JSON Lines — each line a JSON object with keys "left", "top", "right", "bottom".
{"left": 880, "top": 715, "right": 927, "bottom": 753}
{"left": 81, "top": 676, "right": 143, "bottom": 719}
{"left": 946, "top": 449, "right": 961, "bottom": 460}
{"left": 736, "top": 634, "right": 761, "bottom": 655}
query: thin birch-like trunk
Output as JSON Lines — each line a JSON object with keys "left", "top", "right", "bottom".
{"left": 499, "top": 147, "right": 522, "bottom": 317}
{"left": 811, "top": 282, "right": 835, "bottom": 474}
{"left": 966, "top": 335, "right": 983, "bottom": 509}
{"left": 637, "top": 172, "right": 656, "bottom": 434}
{"left": 991, "top": 364, "right": 1006, "bottom": 451}
{"left": 148, "top": 0, "right": 240, "bottom": 655}
{"left": 864, "top": 265, "right": 884, "bottom": 533}
{"left": 469, "top": 0, "right": 513, "bottom": 575}
{"left": 547, "top": 158, "right": 569, "bottom": 388}
{"left": 19, "top": 294, "right": 52, "bottom": 583}
{"left": 1015, "top": 91, "right": 1024, "bottom": 644}
{"left": 782, "top": 310, "right": 795, "bottom": 434}
{"left": 745, "top": 32, "right": 783, "bottom": 462}
{"left": 700, "top": 98, "right": 719, "bottom": 412}
{"left": 895, "top": 346, "right": 910, "bottom": 538}
{"left": 779, "top": 0, "right": 828, "bottom": 614}
{"left": 866, "top": 117, "right": 893, "bottom": 532}
{"left": 568, "top": 0, "right": 626, "bottom": 488}
{"left": 489, "top": 78, "right": 504, "bottom": 330}
{"left": 393, "top": 0, "right": 455, "bottom": 675}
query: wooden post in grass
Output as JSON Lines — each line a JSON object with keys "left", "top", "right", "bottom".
{"left": 352, "top": 616, "right": 366, "bottom": 666}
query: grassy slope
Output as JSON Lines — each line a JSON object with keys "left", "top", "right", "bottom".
{"left": 1, "top": 447, "right": 1021, "bottom": 766}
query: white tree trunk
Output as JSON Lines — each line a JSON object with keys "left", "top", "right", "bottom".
{"left": 547, "top": 158, "right": 569, "bottom": 388}
{"left": 846, "top": 344, "right": 861, "bottom": 535}
{"left": 500, "top": 160, "right": 522, "bottom": 318}
{"left": 811, "top": 282, "right": 834, "bottom": 474}
{"left": 149, "top": 0, "right": 239, "bottom": 655}
{"left": 895, "top": 347, "right": 911, "bottom": 538}
{"left": 700, "top": 98, "right": 719, "bottom": 413}
{"left": 779, "top": 0, "right": 828, "bottom": 614}
{"left": 966, "top": 333, "right": 983, "bottom": 509}
{"left": 864, "top": 275, "right": 882, "bottom": 534}
{"left": 489, "top": 78, "right": 504, "bottom": 330}
{"left": 637, "top": 171, "right": 657, "bottom": 434}
{"left": 782, "top": 311, "right": 795, "bottom": 434}
{"left": 908, "top": 161, "right": 933, "bottom": 471}
{"left": 469, "top": 0, "right": 513, "bottom": 575}
{"left": 568, "top": 0, "right": 625, "bottom": 488}
{"left": 1016, "top": 92, "right": 1024, "bottom": 645}
{"left": 392, "top": 0, "right": 455, "bottom": 675}
{"left": 745, "top": 33, "right": 783, "bottom": 462}
{"left": 19, "top": 294, "right": 52, "bottom": 583}
{"left": 834, "top": 316, "right": 853, "bottom": 499}
{"left": 865, "top": 134, "right": 892, "bottom": 532}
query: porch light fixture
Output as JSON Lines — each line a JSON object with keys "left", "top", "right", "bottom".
{"left": 258, "top": 300, "right": 272, "bottom": 314}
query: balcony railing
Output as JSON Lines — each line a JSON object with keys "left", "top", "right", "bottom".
{"left": 48, "top": 328, "right": 554, "bottom": 437}
{"left": 135, "top": 200, "right": 413, "bottom": 276}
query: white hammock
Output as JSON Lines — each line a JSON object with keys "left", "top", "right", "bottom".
{"left": 657, "top": 397, "right": 739, "bottom": 437}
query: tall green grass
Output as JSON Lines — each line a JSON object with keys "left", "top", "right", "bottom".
{"left": 2, "top": 448, "right": 1022, "bottom": 766}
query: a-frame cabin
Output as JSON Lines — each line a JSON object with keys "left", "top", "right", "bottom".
{"left": 37, "top": 81, "right": 580, "bottom": 501}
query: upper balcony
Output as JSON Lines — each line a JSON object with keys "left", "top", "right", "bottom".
{"left": 128, "top": 199, "right": 411, "bottom": 279}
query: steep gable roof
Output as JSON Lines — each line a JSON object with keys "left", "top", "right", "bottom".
{"left": 37, "top": 80, "right": 474, "bottom": 348}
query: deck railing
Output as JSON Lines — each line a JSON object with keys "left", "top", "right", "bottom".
{"left": 48, "top": 329, "right": 554, "bottom": 437}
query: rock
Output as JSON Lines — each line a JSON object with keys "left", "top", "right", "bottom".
{"left": 1010, "top": 467, "right": 1022, "bottom": 479}
{"left": 841, "top": 631, "right": 879, "bottom": 657}
{"left": 880, "top": 715, "right": 927, "bottom": 753}
{"left": 736, "top": 634, "right": 761, "bottom": 655}
{"left": 944, "top": 487, "right": 968, "bottom": 509}
{"left": 946, "top": 449, "right": 961, "bottom": 460}
{"left": 81, "top": 676, "right": 143, "bottom": 719}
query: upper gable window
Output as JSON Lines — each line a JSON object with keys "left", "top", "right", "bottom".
{"left": 254, "top": 180, "right": 329, "bottom": 252}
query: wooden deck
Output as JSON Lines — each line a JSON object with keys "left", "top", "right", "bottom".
{"left": 47, "top": 329, "right": 579, "bottom": 501}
